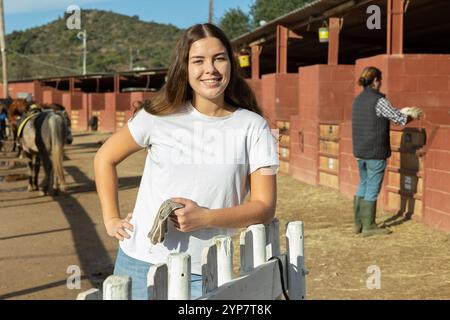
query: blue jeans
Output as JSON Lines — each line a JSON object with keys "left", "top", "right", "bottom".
{"left": 356, "top": 159, "right": 387, "bottom": 201}
{"left": 113, "top": 247, "right": 203, "bottom": 300}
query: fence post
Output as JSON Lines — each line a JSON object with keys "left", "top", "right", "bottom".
{"left": 201, "top": 243, "right": 218, "bottom": 295}
{"left": 168, "top": 253, "right": 190, "bottom": 300}
{"left": 240, "top": 224, "right": 266, "bottom": 275}
{"left": 286, "top": 221, "right": 306, "bottom": 300}
{"left": 147, "top": 263, "right": 168, "bottom": 300}
{"left": 265, "top": 218, "right": 280, "bottom": 260}
{"left": 249, "top": 224, "right": 266, "bottom": 267}
{"left": 76, "top": 288, "right": 102, "bottom": 300}
{"left": 102, "top": 275, "right": 131, "bottom": 300}
{"left": 240, "top": 229, "right": 252, "bottom": 275}
{"left": 215, "top": 236, "right": 233, "bottom": 286}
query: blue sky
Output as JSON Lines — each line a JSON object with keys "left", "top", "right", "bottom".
{"left": 4, "top": 0, "right": 254, "bottom": 34}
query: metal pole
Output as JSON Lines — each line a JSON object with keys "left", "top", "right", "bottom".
{"left": 77, "top": 30, "right": 87, "bottom": 75}
{"left": 82, "top": 30, "right": 87, "bottom": 75}
{"left": 209, "top": 0, "right": 213, "bottom": 24}
{"left": 129, "top": 46, "right": 133, "bottom": 70}
{"left": 0, "top": 0, "right": 8, "bottom": 98}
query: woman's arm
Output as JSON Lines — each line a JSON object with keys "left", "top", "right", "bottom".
{"left": 94, "top": 124, "right": 143, "bottom": 240}
{"left": 170, "top": 167, "right": 277, "bottom": 231}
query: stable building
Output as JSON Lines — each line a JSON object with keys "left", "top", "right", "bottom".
{"left": 3, "top": 68, "right": 167, "bottom": 132}
{"left": 233, "top": 0, "right": 450, "bottom": 232}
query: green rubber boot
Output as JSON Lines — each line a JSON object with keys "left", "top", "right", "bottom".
{"left": 353, "top": 196, "right": 363, "bottom": 234}
{"left": 360, "top": 200, "right": 392, "bottom": 236}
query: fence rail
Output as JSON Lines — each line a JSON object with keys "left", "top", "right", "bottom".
{"left": 77, "top": 219, "right": 307, "bottom": 300}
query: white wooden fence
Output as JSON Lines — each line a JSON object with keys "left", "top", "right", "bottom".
{"left": 77, "top": 219, "right": 307, "bottom": 300}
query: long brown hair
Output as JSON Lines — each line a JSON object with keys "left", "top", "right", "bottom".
{"left": 134, "top": 23, "right": 261, "bottom": 116}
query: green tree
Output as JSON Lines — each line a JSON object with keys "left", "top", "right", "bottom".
{"left": 250, "top": 0, "right": 313, "bottom": 28}
{"left": 219, "top": 8, "right": 251, "bottom": 40}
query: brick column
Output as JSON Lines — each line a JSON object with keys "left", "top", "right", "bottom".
{"left": 251, "top": 44, "right": 261, "bottom": 79}
{"left": 276, "top": 25, "right": 288, "bottom": 74}
{"left": 328, "top": 17, "right": 341, "bottom": 65}
{"left": 387, "top": 0, "right": 404, "bottom": 55}
{"left": 114, "top": 74, "right": 120, "bottom": 93}
{"left": 103, "top": 93, "right": 117, "bottom": 132}
{"left": 33, "top": 80, "right": 43, "bottom": 102}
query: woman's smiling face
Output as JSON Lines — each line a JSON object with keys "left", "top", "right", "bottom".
{"left": 188, "top": 36, "right": 231, "bottom": 103}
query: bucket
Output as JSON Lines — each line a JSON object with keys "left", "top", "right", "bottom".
{"left": 239, "top": 54, "right": 250, "bottom": 68}
{"left": 318, "top": 27, "right": 329, "bottom": 43}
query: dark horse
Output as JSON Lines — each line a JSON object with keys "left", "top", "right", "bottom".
{"left": 20, "top": 109, "right": 73, "bottom": 196}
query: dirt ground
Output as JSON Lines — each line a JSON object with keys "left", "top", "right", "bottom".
{"left": 1, "top": 131, "right": 450, "bottom": 300}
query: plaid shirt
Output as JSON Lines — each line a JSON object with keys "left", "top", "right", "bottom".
{"left": 375, "top": 97, "right": 407, "bottom": 125}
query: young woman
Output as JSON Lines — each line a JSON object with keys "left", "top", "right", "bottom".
{"left": 94, "top": 23, "right": 279, "bottom": 299}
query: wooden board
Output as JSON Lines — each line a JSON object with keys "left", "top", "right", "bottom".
{"left": 319, "top": 124, "right": 339, "bottom": 139}
{"left": 276, "top": 120, "right": 290, "bottom": 131}
{"left": 390, "top": 131, "right": 402, "bottom": 148}
{"left": 279, "top": 160, "right": 289, "bottom": 174}
{"left": 71, "top": 110, "right": 79, "bottom": 130}
{"left": 199, "top": 259, "right": 283, "bottom": 300}
{"left": 319, "top": 140, "right": 339, "bottom": 155}
{"left": 319, "top": 171, "right": 339, "bottom": 189}
{"left": 116, "top": 111, "right": 126, "bottom": 129}
{"left": 319, "top": 156, "right": 339, "bottom": 172}
{"left": 280, "top": 147, "right": 290, "bottom": 160}
{"left": 279, "top": 134, "right": 290, "bottom": 147}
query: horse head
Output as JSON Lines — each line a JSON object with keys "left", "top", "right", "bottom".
{"left": 9, "top": 99, "right": 29, "bottom": 118}
{"left": 63, "top": 111, "right": 73, "bottom": 145}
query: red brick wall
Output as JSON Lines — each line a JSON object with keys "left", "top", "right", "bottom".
{"left": 354, "top": 54, "right": 450, "bottom": 125}
{"left": 42, "top": 90, "right": 52, "bottom": 104}
{"left": 317, "top": 65, "right": 355, "bottom": 122}
{"left": 290, "top": 66, "right": 319, "bottom": 184}
{"left": 290, "top": 65, "right": 354, "bottom": 186}
{"left": 90, "top": 93, "right": 105, "bottom": 111}
{"left": 260, "top": 74, "right": 277, "bottom": 124}
{"left": 116, "top": 93, "right": 132, "bottom": 111}
{"left": 290, "top": 114, "right": 319, "bottom": 185}
{"left": 339, "top": 120, "right": 359, "bottom": 198}
{"left": 245, "top": 79, "right": 262, "bottom": 109}
{"left": 1, "top": 82, "right": 35, "bottom": 99}
{"left": 103, "top": 93, "right": 117, "bottom": 132}
{"left": 77, "top": 93, "right": 89, "bottom": 131}
{"left": 274, "top": 73, "right": 299, "bottom": 120}
{"left": 422, "top": 128, "right": 450, "bottom": 231}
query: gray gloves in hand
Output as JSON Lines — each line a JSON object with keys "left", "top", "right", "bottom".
{"left": 147, "top": 199, "right": 184, "bottom": 245}
{"left": 400, "top": 107, "right": 423, "bottom": 119}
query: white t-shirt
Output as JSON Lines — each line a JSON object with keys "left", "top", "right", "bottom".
{"left": 121, "top": 101, "right": 279, "bottom": 274}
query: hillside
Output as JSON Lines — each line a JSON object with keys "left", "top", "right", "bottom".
{"left": 5, "top": 10, "right": 183, "bottom": 80}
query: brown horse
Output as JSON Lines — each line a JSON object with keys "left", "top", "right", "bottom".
{"left": 7, "top": 99, "right": 29, "bottom": 153}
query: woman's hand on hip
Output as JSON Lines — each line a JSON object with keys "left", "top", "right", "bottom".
{"left": 105, "top": 213, "right": 134, "bottom": 241}
{"left": 169, "top": 197, "right": 210, "bottom": 232}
